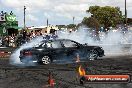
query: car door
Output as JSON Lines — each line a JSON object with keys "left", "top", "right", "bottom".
{"left": 61, "top": 40, "right": 85, "bottom": 61}
{"left": 46, "top": 40, "right": 67, "bottom": 62}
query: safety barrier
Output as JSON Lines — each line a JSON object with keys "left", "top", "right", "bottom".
{"left": 0, "top": 47, "right": 17, "bottom": 58}
{"left": 0, "top": 51, "right": 11, "bottom": 58}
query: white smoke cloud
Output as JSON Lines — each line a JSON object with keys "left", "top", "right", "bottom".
{"left": 57, "top": 27, "right": 132, "bottom": 56}
{"left": 10, "top": 26, "right": 132, "bottom": 66}
{"left": 10, "top": 36, "right": 43, "bottom": 66}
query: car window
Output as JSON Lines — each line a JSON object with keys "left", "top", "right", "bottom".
{"left": 42, "top": 41, "right": 62, "bottom": 48}
{"left": 51, "top": 41, "right": 62, "bottom": 48}
{"left": 33, "top": 41, "right": 43, "bottom": 47}
{"left": 62, "top": 40, "right": 77, "bottom": 48}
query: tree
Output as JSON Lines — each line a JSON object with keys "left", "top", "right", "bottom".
{"left": 67, "top": 24, "right": 76, "bottom": 29}
{"left": 82, "top": 17, "right": 100, "bottom": 30}
{"left": 84, "top": 6, "right": 123, "bottom": 29}
{"left": 82, "top": 17, "right": 100, "bottom": 40}
{"left": 86, "top": 6, "right": 100, "bottom": 17}
{"left": 127, "top": 18, "right": 132, "bottom": 25}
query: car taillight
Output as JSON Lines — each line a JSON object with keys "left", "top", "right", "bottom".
{"left": 24, "top": 51, "right": 32, "bottom": 56}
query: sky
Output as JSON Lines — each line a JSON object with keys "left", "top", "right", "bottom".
{"left": 0, "top": 0, "right": 132, "bottom": 27}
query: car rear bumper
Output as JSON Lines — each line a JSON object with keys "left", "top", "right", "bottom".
{"left": 19, "top": 55, "right": 38, "bottom": 63}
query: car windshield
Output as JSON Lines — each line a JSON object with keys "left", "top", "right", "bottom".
{"left": 33, "top": 41, "right": 43, "bottom": 47}
{"left": 41, "top": 41, "right": 62, "bottom": 48}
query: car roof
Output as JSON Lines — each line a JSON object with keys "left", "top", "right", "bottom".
{"left": 41, "top": 39, "right": 72, "bottom": 43}
{"left": 53, "top": 39, "right": 72, "bottom": 41}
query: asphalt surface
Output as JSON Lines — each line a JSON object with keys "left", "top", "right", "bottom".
{"left": 0, "top": 54, "right": 132, "bottom": 88}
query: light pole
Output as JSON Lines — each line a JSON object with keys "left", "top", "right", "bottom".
{"left": 125, "top": 0, "right": 127, "bottom": 26}
{"left": 73, "top": 16, "right": 75, "bottom": 24}
{"left": 47, "top": 18, "right": 49, "bottom": 27}
{"left": 24, "top": 6, "right": 26, "bottom": 29}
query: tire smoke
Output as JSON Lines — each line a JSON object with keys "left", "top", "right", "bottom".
{"left": 10, "top": 27, "right": 132, "bottom": 65}
{"left": 57, "top": 27, "right": 132, "bottom": 56}
{"left": 10, "top": 36, "right": 43, "bottom": 66}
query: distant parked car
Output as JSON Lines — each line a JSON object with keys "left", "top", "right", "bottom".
{"left": 19, "top": 39, "right": 104, "bottom": 64}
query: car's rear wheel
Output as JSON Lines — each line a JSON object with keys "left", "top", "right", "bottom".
{"left": 87, "top": 50, "right": 98, "bottom": 60}
{"left": 41, "top": 56, "right": 51, "bottom": 64}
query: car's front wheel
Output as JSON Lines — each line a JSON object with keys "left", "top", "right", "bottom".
{"left": 87, "top": 50, "right": 98, "bottom": 60}
{"left": 41, "top": 56, "right": 51, "bottom": 64}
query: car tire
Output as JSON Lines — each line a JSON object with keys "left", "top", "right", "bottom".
{"left": 88, "top": 50, "right": 98, "bottom": 60}
{"left": 41, "top": 56, "right": 51, "bottom": 64}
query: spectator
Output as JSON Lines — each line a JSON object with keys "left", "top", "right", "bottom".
{"left": 0, "top": 37, "right": 2, "bottom": 46}
{"left": 23, "top": 30, "right": 27, "bottom": 40}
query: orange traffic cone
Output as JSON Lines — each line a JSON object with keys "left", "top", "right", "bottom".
{"left": 48, "top": 72, "right": 56, "bottom": 87}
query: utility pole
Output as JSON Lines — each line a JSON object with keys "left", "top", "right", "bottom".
{"left": 47, "top": 18, "right": 49, "bottom": 27}
{"left": 73, "top": 16, "right": 75, "bottom": 24}
{"left": 125, "top": 0, "right": 127, "bottom": 26}
{"left": 24, "top": 6, "right": 26, "bottom": 29}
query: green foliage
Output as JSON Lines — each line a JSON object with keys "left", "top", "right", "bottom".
{"left": 83, "top": 6, "right": 123, "bottom": 29}
{"left": 86, "top": 6, "right": 100, "bottom": 15}
{"left": 67, "top": 24, "right": 76, "bottom": 29}
{"left": 82, "top": 17, "right": 99, "bottom": 30}
{"left": 57, "top": 25, "right": 67, "bottom": 29}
